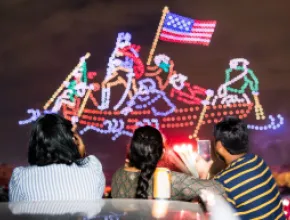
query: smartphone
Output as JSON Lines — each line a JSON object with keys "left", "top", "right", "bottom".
{"left": 197, "top": 140, "right": 211, "bottom": 162}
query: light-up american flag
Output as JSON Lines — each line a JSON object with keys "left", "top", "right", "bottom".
{"left": 159, "top": 12, "right": 217, "bottom": 46}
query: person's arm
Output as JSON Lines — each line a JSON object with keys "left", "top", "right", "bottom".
{"left": 86, "top": 155, "right": 106, "bottom": 199}
{"left": 214, "top": 176, "right": 236, "bottom": 208}
{"left": 173, "top": 145, "right": 199, "bottom": 177}
{"left": 196, "top": 155, "right": 213, "bottom": 180}
{"left": 97, "top": 171, "right": 106, "bottom": 199}
{"left": 9, "top": 167, "right": 23, "bottom": 202}
{"left": 247, "top": 68, "right": 259, "bottom": 93}
{"left": 164, "top": 150, "right": 192, "bottom": 175}
{"left": 173, "top": 146, "right": 212, "bottom": 179}
{"left": 170, "top": 172, "right": 225, "bottom": 201}
{"left": 200, "top": 190, "right": 240, "bottom": 220}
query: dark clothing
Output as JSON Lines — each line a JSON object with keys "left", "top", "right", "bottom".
{"left": 111, "top": 167, "right": 225, "bottom": 201}
{"left": 214, "top": 154, "right": 285, "bottom": 220}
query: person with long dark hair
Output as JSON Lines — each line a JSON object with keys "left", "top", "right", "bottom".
{"left": 9, "top": 114, "right": 105, "bottom": 202}
{"left": 111, "top": 126, "right": 225, "bottom": 200}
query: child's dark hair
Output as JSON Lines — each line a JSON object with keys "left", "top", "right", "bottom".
{"left": 214, "top": 116, "right": 249, "bottom": 155}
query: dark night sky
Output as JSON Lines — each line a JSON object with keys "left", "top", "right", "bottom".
{"left": 1, "top": 0, "right": 290, "bottom": 173}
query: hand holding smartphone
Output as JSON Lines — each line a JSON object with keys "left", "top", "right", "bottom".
{"left": 197, "top": 140, "right": 211, "bottom": 162}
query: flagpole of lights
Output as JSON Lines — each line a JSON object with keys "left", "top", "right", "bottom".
{"left": 253, "top": 92, "right": 265, "bottom": 120}
{"left": 78, "top": 90, "right": 92, "bottom": 118}
{"left": 71, "top": 89, "right": 92, "bottom": 132}
{"left": 43, "top": 52, "right": 91, "bottom": 110}
{"left": 146, "top": 6, "right": 169, "bottom": 66}
{"left": 189, "top": 92, "right": 213, "bottom": 140}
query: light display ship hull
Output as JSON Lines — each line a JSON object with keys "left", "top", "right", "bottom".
{"left": 62, "top": 95, "right": 253, "bottom": 139}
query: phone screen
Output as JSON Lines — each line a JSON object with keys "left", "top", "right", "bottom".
{"left": 197, "top": 140, "right": 211, "bottom": 162}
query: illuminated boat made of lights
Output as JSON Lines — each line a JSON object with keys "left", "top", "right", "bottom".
{"left": 18, "top": 30, "right": 284, "bottom": 141}
{"left": 61, "top": 92, "right": 254, "bottom": 140}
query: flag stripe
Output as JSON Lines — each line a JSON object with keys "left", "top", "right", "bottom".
{"left": 160, "top": 39, "right": 209, "bottom": 46}
{"left": 193, "top": 21, "right": 217, "bottom": 27}
{"left": 160, "top": 33, "right": 211, "bottom": 43}
{"left": 160, "top": 34, "right": 210, "bottom": 46}
{"left": 162, "top": 28, "right": 213, "bottom": 38}
{"left": 192, "top": 27, "right": 215, "bottom": 33}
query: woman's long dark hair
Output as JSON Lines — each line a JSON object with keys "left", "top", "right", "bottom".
{"left": 28, "top": 114, "right": 81, "bottom": 166}
{"left": 128, "top": 126, "right": 163, "bottom": 199}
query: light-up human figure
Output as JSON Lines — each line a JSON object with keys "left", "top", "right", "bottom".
{"left": 154, "top": 54, "right": 171, "bottom": 73}
{"left": 51, "top": 56, "right": 93, "bottom": 113}
{"left": 98, "top": 32, "right": 144, "bottom": 110}
{"left": 169, "top": 73, "right": 208, "bottom": 105}
{"left": 213, "top": 58, "right": 265, "bottom": 120}
{"left": 144, "top": 54, "right": 175, "bottom": 91}
{"left": 98, "top": 32, "right": 131, "bottom": 110}
{"left": 146, "top": 54, "right": 208, "bottom": 105}
{"left": 120, "top": 78, "right": 176, "bottom": 117}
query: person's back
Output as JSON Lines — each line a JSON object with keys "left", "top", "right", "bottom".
{"left": 214, "top": 153, "right": 284, "bottom": 219}
{"left": 210, "top": 116, "right": 285, "bottom": 220}
{"left": 111, "top": 168, "right": 224, "bottom": 201}
{"left": 111, "top": 125, "right": 225, "bottom": 201}
{"left": 10, "top": 155, "right": 104, "bottom": 201}
{"left": 9, "top": 114, "right": 105, "bottom": 202}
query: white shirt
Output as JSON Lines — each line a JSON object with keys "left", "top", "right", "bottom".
{"left": 9, "top": 201, "right": 105, "bottom": 219}
{"left": 9, "top": 155, "right": 105, "bottom": 202}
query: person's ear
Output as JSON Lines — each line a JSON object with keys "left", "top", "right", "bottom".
{"left": 72, "top": 124, "right": 77, "bottom": 132}
{"left": 215, "top": 144, "right": 222, "bottom": 153}
{"left": 162, "top": 148, "right": 166, "bottom": 158}
{"left": 78, "top": 143, "right": 86, "bottom": 158}
{"left": 74, "top": 133, "right": 86, "bottom": 158}
{"left": 216, "top": 145, "right": 226, "bottom": 156}
{"left": 215, "top": 141, "right": 225, "bottom": 155}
